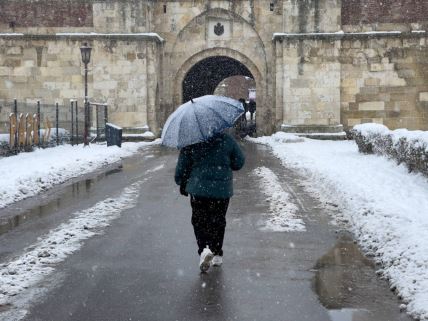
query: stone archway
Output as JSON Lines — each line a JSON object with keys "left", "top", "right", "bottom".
{"left": 174, "top": 48, "right": 262, "bottom": 105}
{"left": 182, "top": 56, "right": 253, "bottom": 103}
{"left": 166, "top": 6, "right": 271, "bottom": 135}
{"left": 173, "top": 48, "right": 265, "bottom": 129}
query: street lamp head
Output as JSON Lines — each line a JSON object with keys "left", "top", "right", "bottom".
{"left": 80, "top": 42, "right": 92, "bottom": 65}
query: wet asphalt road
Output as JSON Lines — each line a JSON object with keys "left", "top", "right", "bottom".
{"left": 0, "top": 141, "right": 412, "bottom": 321}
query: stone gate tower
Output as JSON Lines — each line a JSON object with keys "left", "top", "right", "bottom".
{"left": 1, "top": 0, "right": 428, "bottom": 136}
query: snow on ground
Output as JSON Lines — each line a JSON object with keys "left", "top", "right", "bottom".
{"left": 253, "top": 166, "right": 305, "bottom": 232}
{"left": 250, "top": 133, "right": 428, "bottom": 321}
{"left": 123, "top": 131, "right": 156, "bottom": 139}
{"left": 0, "top": 141, "right": 160, "bottom": 209}
{"left": 146, "top": 164, "right": 165, "bottom": 173}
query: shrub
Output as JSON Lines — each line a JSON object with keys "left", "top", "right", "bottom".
{"left": 351, "top": 124, "right": 428, "bottom": 177}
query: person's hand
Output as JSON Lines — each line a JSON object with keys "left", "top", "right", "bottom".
{"left": 180, "top": 184, "right": 188, "bottom": 197}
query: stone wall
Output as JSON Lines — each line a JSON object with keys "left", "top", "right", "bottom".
{"left": 152, "top": 0, "right": 282, "bottom": 135}
{"left": 0, "top": 35, "right": 162, "bottom": 133}
{"left": 283, "top": 0, "right": 341, "bottom": 33}
{"left": 92, "top": 1, "right": 150, "bottom": 33}
{"left": 275, "top": 36, "right": 341, "bottom": 127}
{"left": 341, "top": 35, "right": 428, "bottom": 130}
{"left": 341, "top": 0, "right": 428, "bottom": 131}
{"left": 1, "top": 0, "right": 428, "bottom": 136}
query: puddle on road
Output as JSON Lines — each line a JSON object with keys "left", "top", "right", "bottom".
{"left": 0, "top": 166, "right": 123, "bottom": 235}
{"left": 327, "top": 308, "right": 370, "bottom": 321}
{"left": 312, "top": 233, "right": 400, "bottom": 321}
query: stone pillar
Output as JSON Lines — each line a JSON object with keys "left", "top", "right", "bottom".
{"left": 278, "top": 36, "right": 342, "bottom": 132}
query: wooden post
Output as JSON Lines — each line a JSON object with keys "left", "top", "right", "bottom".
{"left": 18, "top": 113, "right": 25, "bottom": 148}
{"left": 9, "top": 113, "right": 16, "bottom": 150}
{"left": 33, "top": 114, "right": 39, "bottom": 146}
{"left": 26, "top": 113, "right": 33, "bottom": 146}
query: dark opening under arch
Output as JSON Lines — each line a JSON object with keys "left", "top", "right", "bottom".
{"left": 182, "top": 56, "right": 253, "bottom": 103}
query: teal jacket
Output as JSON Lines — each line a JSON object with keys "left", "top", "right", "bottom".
{"left": 175, "top": 133, "right": 245, "bottom": 199}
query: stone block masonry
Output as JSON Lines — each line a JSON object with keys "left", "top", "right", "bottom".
{"left": 279, "top": 38, "right": 341, "bottom": 126}
{"left": 0, "top": 34, "right": 163, "bottom": 135}
{"left": 340, "top": 35, "right": 428, "bottom": 131}
{"left": 1, "top": 0, "right": 428, "bottom": 136}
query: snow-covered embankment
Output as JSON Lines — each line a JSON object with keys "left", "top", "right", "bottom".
{"left": 0, "top": 141, "right": 159, "bottom": 209}
{"left": 250, "top": 132, "right": 428, "bottom": 321}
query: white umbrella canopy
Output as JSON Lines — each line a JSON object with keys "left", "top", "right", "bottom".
{"left": 161, "top": 95, "right": 244, "bottom": 149}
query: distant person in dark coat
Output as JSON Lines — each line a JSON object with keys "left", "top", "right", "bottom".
{"left": 248, "top": 100, "right": 256, "bottom": 122}
{"left": 175, "top": 132, "right": 245, "bottom": 272}
{"left": 238, "top": 98, "right": 248, "bottom": 134}
{"left": 239, "top": 98, "right": 248, "bottom": 113}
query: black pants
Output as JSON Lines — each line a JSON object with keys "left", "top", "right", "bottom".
{"left": 190, "top": 196, "right": 230, "bottom": 256}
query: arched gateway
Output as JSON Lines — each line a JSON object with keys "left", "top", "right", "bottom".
{"left": 1, "top": 0, "right": 428, "bottom": 137}
{"left": 173, "top": 48, "right": 263, "bottom": 105}
{"left": 181, "top": 56, "right": 253, "bottom": 104}
{"left": 167, "top": 7, "right": 270, "bottom": 135}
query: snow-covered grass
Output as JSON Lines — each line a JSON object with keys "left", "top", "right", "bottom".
{"left": 250, "top": 133, "right": 428, "bottom": 321}
{"left": 253, "top": 166, "right": 305, "bottom": 232}
{"left": 0, "top": 141, "right": 160, "bottom": 209}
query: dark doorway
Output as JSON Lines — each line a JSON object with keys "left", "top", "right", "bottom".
{"left": 182, "top": 56, "right": 253, "bottom": 103}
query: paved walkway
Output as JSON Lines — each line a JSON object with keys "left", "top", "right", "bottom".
{"left": 0, "top": 141, "right": 411, "bottom": 321}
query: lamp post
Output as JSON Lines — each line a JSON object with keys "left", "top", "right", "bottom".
{"left": 80, "top": 42, "right": 92, "bottom": 146}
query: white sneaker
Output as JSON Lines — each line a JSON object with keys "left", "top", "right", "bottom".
{"left": 212, "top": 255, "right": 223, "bottom": 267}
{"left": 199, "top": 247, "right": 214, "bottom": 272}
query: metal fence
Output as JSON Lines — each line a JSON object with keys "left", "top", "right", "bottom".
{"left": 0, "top": 99, "right": 108, "bottom": 156}
{"left": 90, "top": 102, "right": 109, "bottom": 144}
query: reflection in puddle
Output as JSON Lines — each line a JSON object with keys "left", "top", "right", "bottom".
{"left": 313, "top": 233, "right": 382, "bottom": 321}
{"left": 178, "top": 269, "right": 227, "bottom": 320}
{"left": 328, "top": 308, "right": 371, "bottom": 321}
{"left": 313, "top": 234, "right": 374, "bottom": 308}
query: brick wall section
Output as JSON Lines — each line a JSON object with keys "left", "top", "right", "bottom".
{"left": 0, "top": 1, "right": 93, "bottom": 28}
{"left": 343, "top": 0, "right": 428, "bottom": 25}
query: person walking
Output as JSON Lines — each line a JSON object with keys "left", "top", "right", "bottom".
{"left": 238, "top": 98, "right": 248, "bottom": 135}
{"left": 248, "top": 100, "right": 256, "bottom": 123}
{"left": 174, "top": 131, "right": 245, "bottom": 272}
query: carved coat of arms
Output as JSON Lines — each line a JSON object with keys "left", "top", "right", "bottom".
{"left": 214, "top": 22, "right": 224, "bottom": 36}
